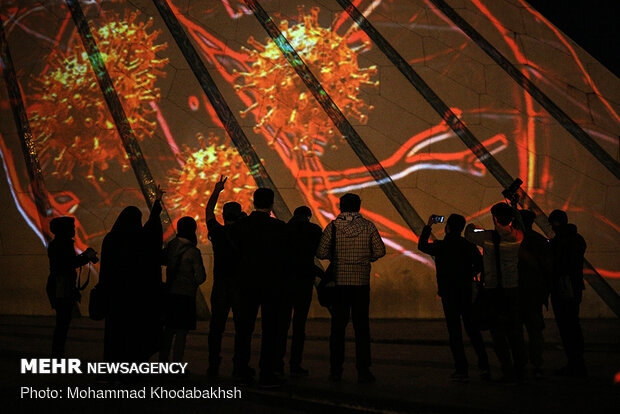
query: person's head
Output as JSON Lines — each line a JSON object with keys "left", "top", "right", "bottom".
{"left": 293, "top": 206, "right": 312, "bottom": 220}
{"left": 253, "top": 188, "right": 274, "bottom": 211}
{"left": 520, "top": 210, "right": 537, "bottom": 231}
{"left": 223, "top": 202, "right": 242, "bottom": 224}
{"left": 548, "top": 209, "right": 568, "bottom": 234}
{"left": 50, "top": 216, "right": 76, "bottom": 239}
{"left": 339, "top": 193, "right": 361, "bottom": 213}
{"left": 490, "top": 202, "right": 514, "bottom": 231}
{"left": 111, "top": 206, "right": 142, "bottom": 235}
{"left": 445, "top": 214, "right": 465, "bottom": 235}
{"left": 177, "top": 216, "right": 198, "bottom": 245}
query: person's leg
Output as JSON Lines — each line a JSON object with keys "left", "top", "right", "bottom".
{"left": 277, "top": 292, "right": 294, "bottom": 374}
{"left": 208, "top": 285, "right": 230, "bottom": 374}
{"left": 504, "top": 289, "right": 526, "bottom": 379}
{"left": 172, "top": 329, "right": 188, "bottom": 362}
{"left": 235, "top": 289, "right": 260, "bottom": 378}
{"left": 290, "top": 282, "right": 313, "bottom": 371}
{"left": 524, "top": 304, "right": 545, "bottom": 373}
{"left": 259, "top": 290, "right": 281, "bottom": 380}
{"left": 231, "top": 286, "right": 244, "bottom": 374}
{"left": 565, "top": 297, "right": 586, "bottom": 374}
{"left": 330, "top": 286, "right": 351, "bottom": 378}
{"left": 461, "top": 296, "right": 489, "bottom": 373}
{"left": 551, "top": 294, "right": 572, "bottom": 369}
{"left": 351, "top": 285, "right": 371, "bottom": 377}
{"left": 442, "top": 297, "right": 468, "bottom": 376}
{"left": 52, "top": 299, "right": 74, "bottom": 358}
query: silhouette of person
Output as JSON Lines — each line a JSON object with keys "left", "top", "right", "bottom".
{"left": 316, "top": 193, "right": 386, "bottom": 384}
{"left": 160, "top": 216, "right": 206, "bottom": 364}
{"left": 205, "top": 176, "right": 245, "bottom": 378}
{"left": 99, "top": 186, "right": 165, "bottom": 363}
{"left": 228, "top": 187, "right": 287, "bottom": 386}
{"left": 277, "top": 206, "right": 323, "bottom": 377}
{"left": 465, "top": 202, "right": 526, "bottom": 382}
{"left": 548, "top": 209, "right": 587, "bottom": 377}
{"left": 418, "top": 214, "right": 489, "bottom": 381}
{"left": 518, "top": 210, "right": 552, "bottom": 377}
{"left": 47, "top": 217, "right": 98, "bottom": 357}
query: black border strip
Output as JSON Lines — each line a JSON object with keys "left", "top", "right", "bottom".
{"left": 337, "top": 0, "right": 619, "bottom": 316}
{"left": 244, "top": 0, "right": 427, "bottom": 235}
{"left": 0, "top": 16, "right": 52, "bottom": 239}
{"left": 428, "top": 0, "right": 619, "bottom": 180}
{"left": 152, "top": 0, "right": 292, "bottom": 221}
{"left": 65, "top": 0, "right": 173, "bottom": 226}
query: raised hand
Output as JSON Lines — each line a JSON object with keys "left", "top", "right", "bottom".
{"left": 154, "top": 184, "right": 165, "bottom": 201}
{"left": 213, "top": 175, "right": 228, "bottom": 193}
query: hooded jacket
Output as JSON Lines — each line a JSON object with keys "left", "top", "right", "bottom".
{"left": 163, "top": 237, "right": 206, "bottom": 297}
{"left": 316, "top": 212, "right": 386, "bottom": 286}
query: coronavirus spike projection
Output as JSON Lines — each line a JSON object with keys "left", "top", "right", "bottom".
{"left": 0, "top": 0, "right": 618, "bottom": 318}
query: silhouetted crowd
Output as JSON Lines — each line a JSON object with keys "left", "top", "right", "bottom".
{"left": 46, "top": 179, "right": 588, "bottom": 386}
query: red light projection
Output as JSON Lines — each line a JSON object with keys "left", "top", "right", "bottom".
{"left": 27, "top": 10, "right": 167, "bottom": 195}
{"left": 0, "top": 0, "right": 618, "bottom": 285}
{"left": 234, "top": 6, "right": 377, "bottom": 155}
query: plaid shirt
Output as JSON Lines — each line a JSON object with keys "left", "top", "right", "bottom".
{"left": 316, "top": 212, "right": 386, "bottom": 286}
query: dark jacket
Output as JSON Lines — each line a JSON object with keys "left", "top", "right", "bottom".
{"left": 285, "top": 216, "right": 323, "bottom": 282}
{"left": 47, "top": 238, "right": 90, "bottom": 300}
{"left": 163, "top": 236, "right": 206, "bottom": 297}
{"left": 551, "top": 225, "right": 586, "bottom": 301}
{"left": 518, "top": 229, "right": 552, "bottom": 306}
{"left": 207, "top": 218, "right": 238, "bottom": 285}
{"left": 418, "top": 225, "right": 482, "bottom": 298}
{"left": 229, "top": 211, "right": 287, "bottom": 291}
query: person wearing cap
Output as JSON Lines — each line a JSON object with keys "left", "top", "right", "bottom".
{"left": 47, "top": 216, "right": 98, "bottom": 357}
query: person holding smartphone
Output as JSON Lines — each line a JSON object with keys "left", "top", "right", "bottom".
{"left": 418, "top": 214, "right": 489, "bottom": 382}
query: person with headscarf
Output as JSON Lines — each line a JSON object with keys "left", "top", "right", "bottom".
{"left": 47, "top": 216, "right": 98, "bottom": 357}
{"left": 99, "top": 186, "right": 164, "bottom": 363}
{"left": 160, "top": 216, "right": 206, "bottom": 364}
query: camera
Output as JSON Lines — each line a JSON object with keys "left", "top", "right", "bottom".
{"left": 502, "top": 178, "right": 523, "bottom": 203}
{"left": 83, "top": 248, "right": 99, "bottom": 264}
{"left": 430, "top": 215, "right": 444, "bottom": 224}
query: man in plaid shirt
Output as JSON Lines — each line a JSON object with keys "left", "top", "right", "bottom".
{"left": 316, "top": 193, "right": 386, "bottom": 383}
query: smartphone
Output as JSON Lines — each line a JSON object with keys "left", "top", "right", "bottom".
{"left": 431, "top": 215, "right": 444, "bottom": 224}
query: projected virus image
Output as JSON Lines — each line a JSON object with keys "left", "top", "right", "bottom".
{"left": 167, "top": 132, "right": 256, "bottom": 243}
{"left": 0, "top": 0, "right": 618, "bottom": 316}
{"left": 28, "top": 10, "right": 168, "bottom": 195}
{"left": 234, "top": 6, "right": 378, "bottom": 154}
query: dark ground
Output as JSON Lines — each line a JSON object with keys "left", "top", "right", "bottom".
{"left": 1, "top": 315, "right": 618, "bottom": 413}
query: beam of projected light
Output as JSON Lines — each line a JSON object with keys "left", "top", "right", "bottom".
{"left": 0, "top": 15, "right": 52, "bottom": 240}
{"left": 64, "top": 0, "right": 173, "bottom": 230}
{"left": 152, "top": 0, "right": 292, "bottom": 221}
{"left": 244, "top": 0, "right": 428, "bottom": 236}
{"left": 336, "top": 0, "right": 620, "bottom": 316}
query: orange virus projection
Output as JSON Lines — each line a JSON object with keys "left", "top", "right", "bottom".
{"left": 234, "top": 6, "right": 378, "bottom": 155}
{"left": 167, "top": 133, "right": 256, "bottom": 242}
{"left": 28, "top": 11, "right": 168, "bottom": 188}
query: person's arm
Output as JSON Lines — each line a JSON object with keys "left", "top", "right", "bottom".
{"left": 316, "top": 222, "right": 333, "bottom": 260}
{"left": 370, "top": 224, "right": 386, "bottom": 262}
{"left": 190, "top": 248, "right": 207, "bottom": 286}
{"left": 471, "top": 243, "right": 483, "bottom": 278}
{"left": 205, "top": 176, "right": 227, "bottom": 224}
{"left": 418, "top": 216, "right": 437, "bottom": 255}
{"left": 464, "top": 223, "right": 486, "bottom": 246}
